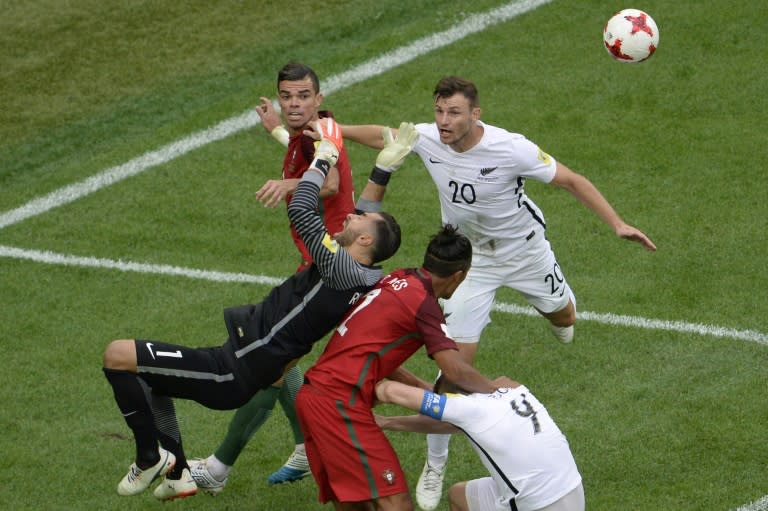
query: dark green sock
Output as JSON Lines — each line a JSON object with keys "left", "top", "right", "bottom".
{"left": 278, "top": 365, "right": 305, "bottom": 444}
{"left": 214, "top": 385, "right": 280, "bottom": 466}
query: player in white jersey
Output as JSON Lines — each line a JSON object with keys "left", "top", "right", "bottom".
{"left": 375, "top": 376, "right": 585, "bottom": 511}
{"left": 342, "top": 75, "right": 655, "bottom": 510}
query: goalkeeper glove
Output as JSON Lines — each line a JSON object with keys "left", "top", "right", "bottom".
{"left": 369, "top": 122, "right": 419, "bottom": 185}
{"left": 309, "top": 117, "right": 343, "bottom": 177}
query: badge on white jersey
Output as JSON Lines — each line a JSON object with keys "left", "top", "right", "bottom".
{"left": 537, "top": 147, "right": 552, "bottom": 164}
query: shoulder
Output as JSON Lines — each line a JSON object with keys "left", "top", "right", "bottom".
{"left": 414, "top": 123, "right": 440, "bottom": 142}
{"left": 478, "top": 121, "right": 528, "bottom": 146}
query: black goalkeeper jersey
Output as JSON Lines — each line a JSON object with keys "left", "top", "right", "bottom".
{"left": 222, "top": 171, "right": 382, "bottom": 388}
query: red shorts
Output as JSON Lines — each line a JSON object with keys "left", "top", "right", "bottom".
{"left": 296, "top": 384, "right": 409, "bottom": 504}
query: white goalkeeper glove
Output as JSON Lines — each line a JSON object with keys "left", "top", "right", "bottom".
{"left": 375, "top": 122, "right": 419, "bottom": 172}
{"left": 368, "top": 122, "right": 419, "bottom": 186}
{"left": 309, "top": 117, "right": 343, "bottom": 177}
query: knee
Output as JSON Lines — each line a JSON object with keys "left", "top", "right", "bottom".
{"left": 103, "top": 339, "right": 137, "bottom": 371}
{"left": 447, "top": 482, "right": 469, "bottom": 511}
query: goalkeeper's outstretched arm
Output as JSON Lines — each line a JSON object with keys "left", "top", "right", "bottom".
{"left": 355, "top": 122, "right": 418, "bottom": 213}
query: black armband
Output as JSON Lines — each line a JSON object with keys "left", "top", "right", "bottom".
{"left": 368, "top": 166, "right": 391, "bottom": 186}
{"left": 312, "top": 158, "right": 332, "bottom": 177}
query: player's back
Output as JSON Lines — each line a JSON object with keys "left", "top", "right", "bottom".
{"left": 445, "top": 387, "right": 582, "bottom": 510}
{"left": 304, "top": 267, "right": 454, "bottom": 405}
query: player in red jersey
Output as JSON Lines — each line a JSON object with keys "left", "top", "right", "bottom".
{"left": 188, "top": 66, "right": 404, "bottom": 492}
{"left": 255, "top": 61, "right": 355, "bottom": 271}
{"left": 296, "top": 225, "right": 516, "bottom": 511}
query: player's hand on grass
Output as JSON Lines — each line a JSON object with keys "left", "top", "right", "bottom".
{"left": 309, "top": 117, "right": 343, "bottom": 176}
{"left": 375, "top": 122, "right": 419, "bottom": 172}
{"left": 616, "top": 223, "right": 657, "bottom": 251}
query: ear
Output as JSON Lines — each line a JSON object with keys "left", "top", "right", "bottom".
{"left": 471, "top": 106, "right": 481, "bottom": 122}
{"left": 451, "top": 269, "right": 467, "bottom": 287}
{"left": 315, "top": 92, "right": 324, "bottom": 108}
{"left": 356, "top": 232, "right": 374, "bottom": 248}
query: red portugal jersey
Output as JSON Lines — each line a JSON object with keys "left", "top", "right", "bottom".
{"left": 283, "top": 111, "right": 355, "bottom": 267}
{"left": 304, "top": 267, "right": 458, "bottom": 406}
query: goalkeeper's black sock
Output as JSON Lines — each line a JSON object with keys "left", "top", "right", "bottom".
{"left": 148, "top": 393, "right": 187, "bottom": 479}
{"left": 103, "top": 368, "right": 158, "bottom": 467}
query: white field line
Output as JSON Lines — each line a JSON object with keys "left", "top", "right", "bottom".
{"left": 3, "top": 244, "right": 766, "bottom": 347}
{"left": 734, "top": 496, "right": 768, "bottom": 511}
{"left": 0, "top": 0, "right": 553, "bottom": 231}
{"left": 1, "top": 1, "right": 765, "bottom": 505}
{"left": 493, "top": 302, "right": 768, "bottom": 346}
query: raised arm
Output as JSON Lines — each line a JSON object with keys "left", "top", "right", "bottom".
{"left": 550, "top": 162, "right": 657, "bottom": 251}
{"left": 340, "top": 124, "right": 393, "bottom": 150}
{"left": 354, "top": 122, "right": 419, "bottom": 213}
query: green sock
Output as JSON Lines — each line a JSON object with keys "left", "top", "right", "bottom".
{"left": 214, "top": 385, "right": 281, "bottom": 466}
{"left": 278, "top": 365, "right": 305, "bottom": 444}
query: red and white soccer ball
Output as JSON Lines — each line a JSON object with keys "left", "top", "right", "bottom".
{"left": 603, "top": 9, "right": 659, "bottom": 63}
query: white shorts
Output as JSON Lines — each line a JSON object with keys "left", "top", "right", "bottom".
{"left": 442, "top": 234, "right": 573, "bottom": 342}
{"left": 465, "top": 478, "right": 585, "bottom": 511}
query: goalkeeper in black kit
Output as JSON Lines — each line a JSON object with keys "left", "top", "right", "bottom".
{"left": 101, "top": 118, "right": 419, "bottom": 501}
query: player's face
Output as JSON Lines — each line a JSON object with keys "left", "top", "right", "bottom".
{"left": 277, "top": 77, "right": 322, "bottom": 131}
{"left": 434, "top": 94, "right": 481, "bottom": 152}
{"left": 334, "top": 212, "right": 381, "bottom": 247}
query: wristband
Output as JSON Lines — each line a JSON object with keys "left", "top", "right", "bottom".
{"left": 368, "top": 166, "right": 391, "bottom": 186}
{"left": 312, "top": 158, "right": 332, "bottom": 177}
{"left": 270, "top": 125, "right": 290, "bottom": 146}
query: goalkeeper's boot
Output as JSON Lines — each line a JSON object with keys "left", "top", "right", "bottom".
{"left": 267, "top": 445, "right": 311, "bottom": 484}
{"left": 415, "top": 461, "right": 445, "bottom": 511}
{"left": 117, "top": 447, "right": 175, "bottom": 496}
{"left": 189, "top": 458, "right": 228, "bottom": 495}
{"left": 153, "top": 468, "right": 198, "bottom": 501}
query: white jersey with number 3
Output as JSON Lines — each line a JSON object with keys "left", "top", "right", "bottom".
{"left": 435, "top": 386, "right": 582, "bottom": 511}
{"left": 412, "top": 122, "right": 557, "bottom": 259}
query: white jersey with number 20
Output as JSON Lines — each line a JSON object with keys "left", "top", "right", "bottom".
{"left": 412, "top": 121, "right": 557, "bottom": 259}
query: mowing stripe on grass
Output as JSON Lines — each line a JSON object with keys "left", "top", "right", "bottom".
{"left": 0, "top": 0, "right": 553, "bottom": 231}
{"left": 2, "top": 244, "right": 766, "bottom": 347}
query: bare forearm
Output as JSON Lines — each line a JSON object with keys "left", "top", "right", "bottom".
{"left": 564, "top": 173, "right": 625, "bottom": 230}
{"left": 388, "top": 367, "right": 433, "bottom": 390}
{"left": 377, "top": 414, "right": 457, "bottom": 434}
{"left": 340, "top": 124, "right": 387, "bottom": 149}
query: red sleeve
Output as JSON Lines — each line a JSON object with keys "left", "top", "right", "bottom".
{"left": 415, "top": 289, "right": 458, "bottom": 357}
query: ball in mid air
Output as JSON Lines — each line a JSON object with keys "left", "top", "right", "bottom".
{"left": 603, "top": 9, "right": 659, "bottom": 63}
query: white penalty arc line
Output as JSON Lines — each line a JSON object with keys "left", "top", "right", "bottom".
{"left": 0, "top": 0, "right": 554, "bottom": 231}
{"left": 2, "top": 244, "right": 766, "bottom": 347}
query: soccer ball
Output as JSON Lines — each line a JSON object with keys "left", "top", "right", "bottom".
{"left": 603, "top": 9, "right": 659, "bottom": 63}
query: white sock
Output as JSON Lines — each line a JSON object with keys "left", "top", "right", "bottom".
{"left": 205, "top": 454, "right": 231, "bottom": 481}
{"left": 294, "top": 443, "right": 306, "bottom": 455}
{"left": 426, "top": 433, "right": 451, "bottom": 470}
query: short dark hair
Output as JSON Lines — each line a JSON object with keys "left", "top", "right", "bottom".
{"left": 433, "top": 76, "right": 479, "bottom": 108}
{"left": 370, "top": 212, "right": 401, "bottom": 264}
{"left": 277, "top": 61, "right": 320, "bottom": 93}
{"left": 422, "top": 224, "right": 472, "bottom": 277}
